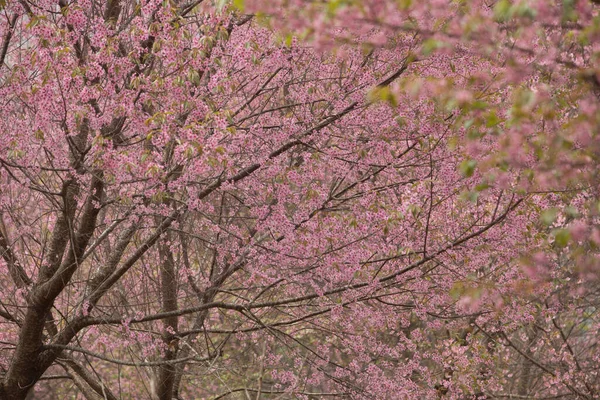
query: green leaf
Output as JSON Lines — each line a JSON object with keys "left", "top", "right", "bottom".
{"left": 233, "top": 0, "right": 244, "bottom": 11}
{"left": 460, "top": 190, "right": 480, "bottom": 203}
{"left": 449, "top": 281, "right": 466, "bottom": 300}
{"left": 485, "top": 111, "right": 501, "bottom": 127}
{"left": 26, "top": 15, "right": 41, "bottom": 29}
{"left": 422, "top": 38, "right": 443, "bottom": 55}
{"left": 448, "top": 136, "right": 458, "bottom": 150}
{"left": 459, "top": 159, "right": 477, "bottom": 178}
{"left": 514, "top": 3, "right": 536, "bottom": 18}
{"left": 327, "top": 0, "right": 349, "bottom": 15}
{"left": 475, "top": 182, "right": 490, "bottom": 192}
{"left": 540, "top": 208, "right": 558, "bottom": 226}
{"left": 216, "top": 0, "right": 228, "bottom": 11}
{"left": 285, "top": 33, "right": 293, "bottom": 47}
{"left": 493, "top": 0, "right": 512, "bottom": 21}
{"left": 470, "top": 100, "right": 489, "bottom": 110}
{"left": 188, "top": 69, "right": 200, "bottom": 85}
{"left": 553, "top": 229, "right": 570, "bottom": 248}
{"left": 565, "top": 206, "right": 579, "bottom": 218}
{"left": 562, "top": 0, "right": 577, "bottom": 22}
{"left": 398, "top": 0, "right": 412, "bottom": 10}
{"left": 367, "top": 86, "right": 397, "bottom": 106}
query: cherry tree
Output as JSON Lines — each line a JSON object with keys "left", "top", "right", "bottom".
{"left": 241, "top": 0, "right": 600, "bottom": 396}
{"left": 0, "top": 0, "right": 598, "bottom": 399}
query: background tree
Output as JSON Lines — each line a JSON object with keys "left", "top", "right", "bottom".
{"left": 0, "top": 0, "right": 598, "bottom": 399}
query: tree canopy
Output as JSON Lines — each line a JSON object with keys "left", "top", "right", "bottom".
{"left": 0, "top": 0, "right": 599, "bottom": 399}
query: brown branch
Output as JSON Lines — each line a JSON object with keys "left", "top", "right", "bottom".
{"left": 0, "top": 214, "right": 32, "bottom": 288}
{"left": 156, "top": 228, "right": 179, "bottom": 400}
{"left": 86, "top": 209, "right": 181, "bottom": 307}
{"left": 48, "top": 344, "right": 206, "bottom": 367}
{"left": 61, "top": 357, "right": 118, "bottom": 400}
{"left": 233, "top": 67, "right": 284, "bottom": 117}
{"left": 79, "top": 301, "right": 245, "bottom": 327}
{"left": 196, "top": 102, "right": 359, "bottom": 201}
{"left": 103, "top": 0, "right": 122, "bottom": 27}
{"left": 0, "top": 14, "right": 18, "bottom": 69}
{"left": 37, "top": 172, "right": 104, "bottom": 304}
{"left": 246, "top": 198, "right": 524, "bottom": 310}
{"left": 212, "top": 388, "right": 346, "bottom": 400}
{"left": 376, "top": 59, "right": 410, "bottom": 88}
